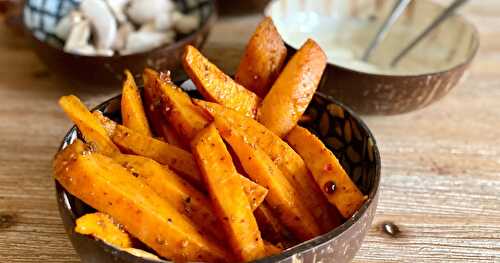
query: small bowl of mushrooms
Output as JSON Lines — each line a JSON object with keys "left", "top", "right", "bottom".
{"left": 23, "top": 0, "right": 217, "bottom": 84}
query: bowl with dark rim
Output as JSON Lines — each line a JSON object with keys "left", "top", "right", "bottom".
{"left": 21, "top": 0, "right": 217, "bottom": 85}
{"left": 55, "top": 77, "right": 381, "bottom": 263}
{"left": 216, "top": 0, "right": 271, "bottom": 16}
{"left": 265, "top": 0, "right": 479, "bottom": 115}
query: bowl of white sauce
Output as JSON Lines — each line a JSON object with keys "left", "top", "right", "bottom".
{"left": 266, "top": 0, "right": 479, "bottom": 114}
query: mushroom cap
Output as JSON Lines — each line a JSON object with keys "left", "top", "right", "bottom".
{"left": 80, "top": 0, "right": 118, "bottom": 50}
{"left": 127, "top": 0, "right": 174, "bottom": 25}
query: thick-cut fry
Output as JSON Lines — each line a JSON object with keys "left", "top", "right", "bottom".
{"left": 121, "top": 70, "right": 152, "bottom": 137}
{"left": 160, "top": 122, "right": 185, "bottom": 148}
{"left": 153, "top": 75, "right": 209, "bottom": 142}
{"left": 183, "top": 45, "right": 261, "bottom": 118}
{"left": 59, "top": 95, "right": 120, "bottom": 156}
{"left": 192, "top": 125, "right": 266, "bottom": 262}
{"left": 254, "top": 204, "right": 292, "bottom": 245}
{"left": 214, "top": 118, "right": 321, "bottom": 241}
{"left": 263, "top": 241, "right": 283, "bottom": 257}
{"left": 53, "top": 140, "right": 231, "bottom": 262}
{"left": 95, "top": 111, "right": 201, "bottom": 185}
{"left": 235, "top": 17, "right": 287, "bottom": 97}
{"left": 142, "top": 68, "right": 185, "bottom": 148}
{"left": 142, "top": 69, "right": 168, "bottom": 135}
{"left": 195, "top": 100, "right": 340, "bottom": 232}
{"left": 286, "top": 126, "right": 365, "bottom": 218}
{"left": 116, "top": 156, "right": 264, "bottom": 232}
{"left": 240, "top": 175, "right": 268, "bottom": 211}
{"left": 96, "top": 112, "right": 268, "bottom": 208}
{"left": 257, "top": 39, "right": 327, "bottom": 137}
{"left": 143, "top": 69, "right": 183, "bottom": 145}
{"left": 113, "top": 154, "right": 225, "bottom": 242}
{"left": 75, "top": 212, "right": 132, "bottom": 248}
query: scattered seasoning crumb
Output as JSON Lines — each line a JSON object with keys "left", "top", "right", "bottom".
{"left": 324, "top": 181, "right": 336, "bottom": 194}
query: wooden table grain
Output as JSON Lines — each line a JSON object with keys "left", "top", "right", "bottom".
{"left": 0, "top": 1, "right": 499, "bottom": 262}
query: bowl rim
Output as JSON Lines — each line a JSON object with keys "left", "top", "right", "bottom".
{"left": 264, "top": 0, "right": 480, "bottom": 78}
{"left": 55, "top": 86, "right": 381, "bottom": 263}
{"left": 23, "top": 0, "right": 218, "bottom": 59}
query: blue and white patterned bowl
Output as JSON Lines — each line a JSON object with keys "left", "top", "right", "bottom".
{"left": 24, "top": 0, "right": 80, "bottom": 47}
{"left": 22, "top": 0, "right": 217, "bottom": 85}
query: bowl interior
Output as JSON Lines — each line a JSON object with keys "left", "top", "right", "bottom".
{"left": 23, "top": 0, "right": 214, "bottom": 52}
{"left": 56, "top": 80, "right": 381, "bottom": 262}
{"left": 265, "top": 0, "right": 478, "bottom": 76}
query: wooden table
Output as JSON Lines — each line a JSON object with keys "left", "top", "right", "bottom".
{"left": 0, "top": 1, "right": 499, "bottom": 262}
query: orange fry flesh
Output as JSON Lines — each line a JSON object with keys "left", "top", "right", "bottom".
{"left": 192, "top": 125, "right": 266, "bottom": 262}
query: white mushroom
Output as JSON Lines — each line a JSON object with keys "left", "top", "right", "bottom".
{"left": 112, "top": 22, "right": 134, "bottom": 50}
{"left": 127, "top": 0, "right": 174, "bottom": 25}
{"left": 104, "top": 0, "right": 130, "bottom": 23}
{"left": 96, "top": 49, "right": 114, "bottom": 56}
{"left": 59, "top": 0, "right": 188, "bottom": 56}
{"left": 64, "top": 20, "right": 96, "bottom": 55}
{"left": 54, "top": 11, "right": 83, "bottom": 40}
{"left": 71, "top": 44, "right": 97, "bottom": 56}
{"left": 139, "top": 22, "right": 156, "bottom": 33}
{"left": 121, "top": 30, "right": 174, "bottom": 55}
{"left": 80, "top": 0, "right": 117, "bottom": 50}
{"left": 172, "top": 11, "right": 199, "bottom": 34}
{"left": 154, "top": 11, "right": 174, "bottom": 31}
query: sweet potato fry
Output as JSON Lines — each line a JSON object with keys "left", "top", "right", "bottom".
{"left": 153, "top": 75, "right": 209, "bottom": 142}
{"left": 59, "top": 95, "right": 120, "bottom": 156}
{"left": 214, "top": 118, "right": 321, "bottom": 241}
{"left": 142, "top": 69, "right": 185, "bottom": 148}
{"left": 235, "top": 17, "right": 287, "bottom": 97}
{"left": 257, "top": 39, "right": 327, "bottom": 137}
{"left": 160, "top": 122, "right": 185, "bottom": 148}
{"left": 53, "top": 140, "right": 231, "bottom": 262}
{"left": 183, "top": 45, "right": 261, "bottom": 118}
{"left": 286, "top": 126, "right": 365, "bottom": 218}
{"left": 95, "top": 111, "right": 201, "bottom": 185}
{"left": 240, "top": 175, "right": 268, "bottom": 211}
{"left": 263, "top": 241, "right": 283, "bottom": 257}
{"left": 96, "top": 112, "right": 268, "bottom": 208}
{"left": 195, "top": 100, "right": 340, "bottom": 232}
{"left": 113, "top": 154, "right": 225, "bottom": 242}
{"left": 121, "top": 70, "right": 152, "bottom": 137}
{"left": 254, "top": 204, "right": 293, "bottom": 245}
{"left": 75, "top": 212, "right": 132, "bottom": 248}
{"left": 192, "top": 125, "right": 266, "bottom": 262}
{"left": 142, "top": 69, "right": 168, "bottom": 135}
{"left": 113, "top": 154, "right": 267, "bottom": 243}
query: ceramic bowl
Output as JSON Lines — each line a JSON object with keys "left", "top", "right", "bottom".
{"left": 22, "top": 0, "right": 217, "bottom": 85}
{"left": 266, "top": 0, "right": 479, "bottom": 115}
{"left": 54, "top": 78, "right": 381, "bottom": 263}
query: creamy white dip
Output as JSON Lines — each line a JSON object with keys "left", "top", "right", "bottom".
{"left": 272, "top": 8, "right": 473, "bottom": 76}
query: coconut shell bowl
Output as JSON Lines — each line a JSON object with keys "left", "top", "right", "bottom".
{"left": 56, "top": 78, "right": 381, "bottom": 263}
{"left": 21, "top": 0, "right": 217, "bottom": 85}
{"left": 266, "top": 0, "right": 479, "bottom": 115}
{"left": 216, "top": 0, "right": 271, "bottom": 16}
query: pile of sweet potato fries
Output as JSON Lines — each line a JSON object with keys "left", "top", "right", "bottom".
{"left": 53, "top": 18, "right": 365, "bottom": 262}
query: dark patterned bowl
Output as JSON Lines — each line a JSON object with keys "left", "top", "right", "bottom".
{"left": 55, "top": 79, "right": 381, "bottom": 262}
{"left": 22, "top": 0, "right": 217, "bottom": 85}
{"left": 266, "top": 0, "right": 479, "bottom": 115}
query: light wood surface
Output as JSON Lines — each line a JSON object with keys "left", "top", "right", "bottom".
{"left": 0, "top": 1, "right": 499, "bottom": 262}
